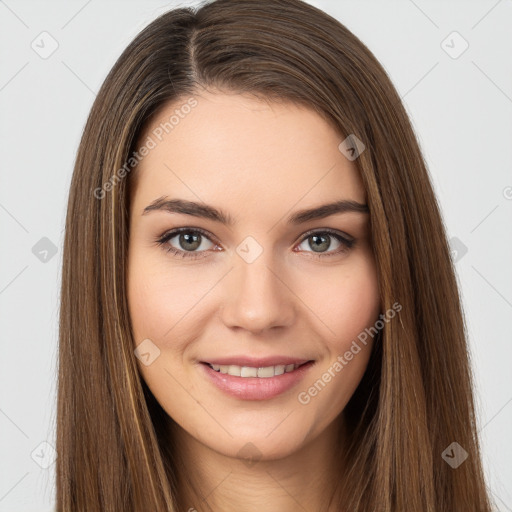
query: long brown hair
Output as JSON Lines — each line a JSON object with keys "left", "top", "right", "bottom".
{"left": 57, "top": 0, "right": 493, "bottom": 509}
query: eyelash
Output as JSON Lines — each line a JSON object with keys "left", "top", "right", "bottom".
{"left": 155, "top": 227, "right": 355, "bottom": 260}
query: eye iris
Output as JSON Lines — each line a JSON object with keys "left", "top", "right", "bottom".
{"left": 310, "top": 234, "right": 330, "bottom": 252}
{"left": 180, "top": 232, "right": 201, "bottom": 251}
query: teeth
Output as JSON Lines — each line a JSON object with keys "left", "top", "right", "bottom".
{"left": 274, "top": 365, "right": 285, "bottom": 376}
{"left": 240, "top": 366, "right": 258, "bottom": 377}
{"left": 208, "top": 363, "right": 302, "bottom": 377}
{"left": 257, "top": 366, "right": 274, "bottom": 378}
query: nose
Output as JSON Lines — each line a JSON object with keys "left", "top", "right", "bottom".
{"left": 220, "top": 254, "right": 296, "bottom": 334}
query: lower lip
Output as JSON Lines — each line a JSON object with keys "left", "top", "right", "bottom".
{"left": 199, "top": 361, "right": 315, "bottom": 401}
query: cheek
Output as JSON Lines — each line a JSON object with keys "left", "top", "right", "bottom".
{"left": 127, "top": 268, "right": 170, "bottom": 345}
{"left": 295, "top": 254, "right": 380, "bottom": 413}
{"left": 330, "top": 260, "right": 380, "bottom": 376}
{"left": 127, "top": 249, "right": 210, "bottom": 346}
{"left": 305, "top": 252, "right": 381, "bottom": 347}
{"left": 126, "top": 252, "right": 206, "bottom": 419}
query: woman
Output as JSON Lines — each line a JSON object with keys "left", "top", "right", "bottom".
{"left": 56, "top": 0, "right": 493, "bottom": 510}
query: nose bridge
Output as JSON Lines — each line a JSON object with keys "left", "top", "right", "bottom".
{"left": 220, "top": 244, "right": 295, "bottom": 333}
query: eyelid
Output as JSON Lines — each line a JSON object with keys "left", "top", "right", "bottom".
{"left": 298, "top": 227, "right": 354, "bottom": 244}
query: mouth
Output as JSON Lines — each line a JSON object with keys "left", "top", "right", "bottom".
{"left": 202, "top": 360, "right": 312, "bottom": 378}
{"left": 199, "top": 359, "right": 315, "bottom": 400}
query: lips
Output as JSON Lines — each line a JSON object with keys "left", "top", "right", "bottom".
{"left": 200, "top": 359, "right": 315, "bottom": 400}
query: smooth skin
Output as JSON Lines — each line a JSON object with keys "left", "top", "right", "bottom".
{"left": 127, "top": 90, "right": 381, "bottom": 512}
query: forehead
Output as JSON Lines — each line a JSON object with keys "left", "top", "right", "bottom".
{"left": 131, "top": 91, "right": 366, "bottom": 218}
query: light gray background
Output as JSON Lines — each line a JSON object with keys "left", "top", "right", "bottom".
{"left": 1, "top": 0, "right": 511, "bottom": 510}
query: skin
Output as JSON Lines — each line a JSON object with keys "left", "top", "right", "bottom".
{"left": 127, "top": 90, "right": 381, "bottom": 512}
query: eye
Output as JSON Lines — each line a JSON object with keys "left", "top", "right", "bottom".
{"left": 155, "top": 227, "right": 219, "bottom": 260}
{"left": 155, "top": 227, "right": 355, "bottom": 260}
{"left": 295, "top": 228, "right": 355, "bottom": 258}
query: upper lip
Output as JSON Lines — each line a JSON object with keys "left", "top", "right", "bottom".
{"left": 201, "top": 356, "right": 313, "bottom": 367}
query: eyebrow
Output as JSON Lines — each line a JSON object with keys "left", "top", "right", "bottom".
{"left": 142, "top": 196, "right": 369, "bottom": 225}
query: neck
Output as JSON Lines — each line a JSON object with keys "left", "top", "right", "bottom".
{"left": 168, "top": 415, "right": 348, "bottom": 512}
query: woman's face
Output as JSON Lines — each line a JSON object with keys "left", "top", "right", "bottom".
{"left": 127, "top": 90, "right": 380, "bottom": 460}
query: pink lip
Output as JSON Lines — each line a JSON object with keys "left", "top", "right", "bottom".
{"left": 201, "top": 356, "right": 311, "bottom": 367}
{"left": 199, "top": 360, "right": 315, "bottom": 401}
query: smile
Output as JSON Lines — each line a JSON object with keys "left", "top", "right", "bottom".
{"left": 206, "top": 362, "right": 306, "bottom": 378}
{"left": 200, "top": 360, "right": 315, "bottom": 400}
